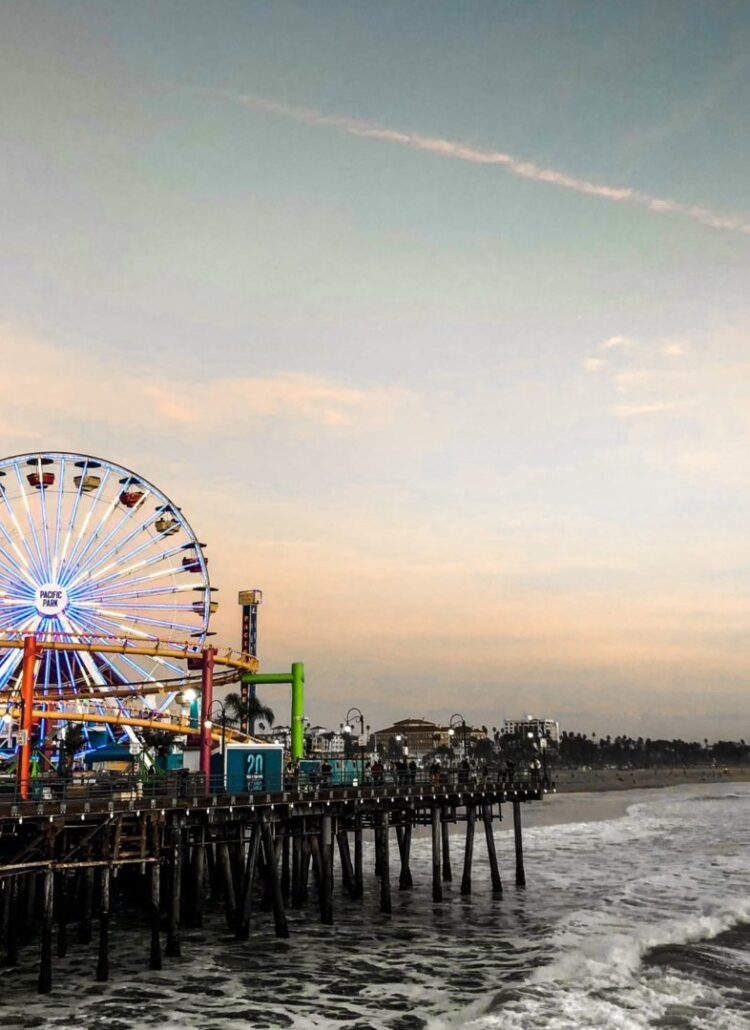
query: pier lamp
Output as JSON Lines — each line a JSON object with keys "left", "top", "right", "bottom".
{"left": 449, "top": 714, "right": 468, "bottom": 760}
{"left": 344, "top": 707, "right": 366, "bottom": 782}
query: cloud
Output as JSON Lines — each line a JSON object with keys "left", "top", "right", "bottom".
{"left": 601, "top": 335, "right": 634, "bottom": 351}
{"left": 222, "top": 92, "right": 750, "bottom": 237}
{"left": 611, "top": 400, "right": 686, "bottom": 418}
{"left": 662, "top": 342, "right": 685, "bottom": 356}
{"left": 0, "top": 326, "right": 409, "bottom": 436}
{"left": 583, "top": 357, "right": 604, "bottom": 371}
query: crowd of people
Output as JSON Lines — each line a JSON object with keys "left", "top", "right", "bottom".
{"left": 283, "top": 755, "right": 549, "bottom": 791}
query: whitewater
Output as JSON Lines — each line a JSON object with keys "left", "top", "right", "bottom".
{"left": 6, "top": 782, "right": 750, "bottom": 1030}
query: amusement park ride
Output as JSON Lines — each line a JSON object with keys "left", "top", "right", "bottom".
{"left": 0, "top": 451, "right": 303, "bottom": 799}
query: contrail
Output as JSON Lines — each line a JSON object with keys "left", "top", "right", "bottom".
{"left": 227, "top": 92, "right": 750, "bottom": 237}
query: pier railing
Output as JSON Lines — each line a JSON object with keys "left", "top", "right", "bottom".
{"left": 0, "top": 767, "right": 549, "bottom": 815}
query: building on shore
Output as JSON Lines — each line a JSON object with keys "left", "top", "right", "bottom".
{"left": 502, "top": 717, "right": 560, "bottom": 744}
{"left": 371, "top": 717, "right": 488, "bottom": 761}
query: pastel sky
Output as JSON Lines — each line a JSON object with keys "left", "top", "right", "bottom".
{"left": 1, "top": 2, "right": 749, "bottom": 739}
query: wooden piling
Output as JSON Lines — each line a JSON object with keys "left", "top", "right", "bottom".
{"left": 379, "top": 810, "right": 391, "bottom": 915}
{"left": 236, "top": 823, "right": 261, "bottom": 941}
{"left": 374, "top": 822, "right": 382, "bottom": 877}
{"left": 218, "top": 841, "right": 237, "bottom": 932}
{"left": 441, "top": 815, "right": 453, "bottom": 882}
{"left": 149, "top": 861, "right": 162, "bottom": 970}
{"left": 190, "top": 827, "right": 205, "bottom": 928}
{"left": 396, "top": 816, "right": 412, "bottom": 890}
{"left": 95, "top": 866, "right": 110, "bottom": 982}
{"left": 261, "top": 819, "right": 289, "bottom": 938}
{"left": 56, "top": 871, "right": 68, "bottom": 958}
{"left": 512, "top": 800, "right": 526, "bottom": 887}
{"left": 79, "top": 865, "right": 94, "bottom": 945}
{"left": 166, "top": 824, "right": 182, "bottom": 957}
{"left": 281, "top": 831, "right": 291, "bottom": 904}
{"left": 403, "top": 807, "right": 414, "bottom": 888}
{"left": 291, "top": 822, "right": 304, "bottom": 909}
{"left": 37, "top": 868, "right": 53, "bottom": 994}
{"left": 320, "top": 815, "right": 334, "bottom": 925}
{"left": 461, "top": 803, "right": 476, "bottom": 896}
{"left": 482, "top": 803, "right": 503, "bottom": 893}
{"left": 354, "top": 813, "right": 364, "bottom": 899}
{"left": 431, "top": 807, "right": 442, "bottom": 902}
{"left": 336, "top": 830, "right": 357, "bottom": 899}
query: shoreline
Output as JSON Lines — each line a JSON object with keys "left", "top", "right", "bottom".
{"left": 552, "top": 765, "right": 750, "bottom": 794}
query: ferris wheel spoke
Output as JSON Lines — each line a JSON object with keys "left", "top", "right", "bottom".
{"left": 70, "top": 543, "right": 188, "bottom": 597}
{"left": 59, "top": 466, "right": 112, "bottom": 582}
{"left": 50, "top": 455, "right": 66, "bottom": 582}
{"left": 14, "top": 461, "right": 47, "bottom": 580}
{"left": 71, "top": 501, "right": 165, "bottom": 586}
{"left": 0, "top": 648, "right": 24, "bottom": 690}
{"left": 0, "top": 601, "right": 37, "bottom": 622}
{"left": 0, "top": 565, "right": 33, "bottom": 596}
{"left": 87, "top": 583, "right": 196, "bottom": 602}
{"left": 63, "top": 612, "right": 143, "bottom": 745}
{"left": 62, "top": 490, "right": 153, "bottom": 588}
{"left": 76, "top": 571, "right": 196, "bottom": 598}
{"left": 75, "top": 603, "right": 198, "bottom": 635}
{"left": 0, "top": 515, "right": 38, "bottom": 589}
{"left": 37, "top": 457, "right": 53, "bottom": 579}
{"left": 78, "top": 601, "right": 197, "bottom": 612}
{"left": 0, "top": 482, "right": 44, "bottom": 582}
{"left": 78, "top": 605, "right": 187, "bottom": 679}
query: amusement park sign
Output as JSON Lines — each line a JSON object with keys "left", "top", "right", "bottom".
{"left": 34, "top": 583, "right": 69, "bottom": 617}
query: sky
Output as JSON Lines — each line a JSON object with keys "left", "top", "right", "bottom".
{"left": 1, "top": 1, "right": 749, "bottom": 740}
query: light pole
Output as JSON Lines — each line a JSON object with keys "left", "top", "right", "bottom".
{"left": 450, "top": 713, "right": 467, "bottom": 761}
{"left": 344, "top": 706, "right": 366, "bottom": 784}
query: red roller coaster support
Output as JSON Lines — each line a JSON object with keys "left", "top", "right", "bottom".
{"left": 199, "top": 647, "right": 215, "bottom": 794}
{"left": 18, "top": 634, "right": 37, "bottom": 801}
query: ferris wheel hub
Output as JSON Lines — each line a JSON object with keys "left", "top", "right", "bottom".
{"left": 35, "top": 583, "right": 69, "bottom": 618}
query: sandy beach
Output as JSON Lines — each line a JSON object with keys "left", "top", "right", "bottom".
{"left": 554, "top": 765, "right": 750, "bottom": 793}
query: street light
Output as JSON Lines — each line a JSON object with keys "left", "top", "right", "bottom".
{"left": 343, "top": 706, "right": 366, "bottom": 784}
{"left": 450, "top": 713, "right": 468, "bottom": 760}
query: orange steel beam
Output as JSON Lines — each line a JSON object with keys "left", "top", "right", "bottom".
{"left": 18, "top": 635, "right": 37, "bottom": 800}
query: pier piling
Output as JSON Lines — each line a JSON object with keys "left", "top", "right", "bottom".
{"left": 512, "top": 800, "right": 526, "bottom": 887}
{"left": 461, "top": 803, "right": 476, "bottom": 896}
{"left": 483, "top": 803, "right": 503, "bottom": 893}
{"left": 431, "top": 807, "right": 442, "bottom": 902}
{"left": 37, "top": 868, "right": 53, "bottom": 994}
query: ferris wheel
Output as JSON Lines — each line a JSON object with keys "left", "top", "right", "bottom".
{"left": 0, "top": 451, "right": 215, "bottom": 746}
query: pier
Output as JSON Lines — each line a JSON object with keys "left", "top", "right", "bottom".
{"left": 0, "top": 771, "right": 544, "bottom": 993}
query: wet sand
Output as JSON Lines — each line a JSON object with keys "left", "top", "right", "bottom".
{"left": 554, "top": 765, "right": 750, "bottom": 793}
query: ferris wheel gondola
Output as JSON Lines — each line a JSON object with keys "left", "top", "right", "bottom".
{"left": 0, "top": 451, "right": 215, "bottom": 748}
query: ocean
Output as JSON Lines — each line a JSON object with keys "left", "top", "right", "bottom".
{"left": 7, "top": 782, "right": 750, "bottom": 1030}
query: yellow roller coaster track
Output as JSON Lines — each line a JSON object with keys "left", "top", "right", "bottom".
{"left": 0, "top": 635, "right": 262, "bottom": 743}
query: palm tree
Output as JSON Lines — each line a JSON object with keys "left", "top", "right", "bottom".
{"left": 224, "top": 692, "right": 275, "bottom": 733}
{"left": 140, "top": 728, "right": 174, "bottom": 761}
